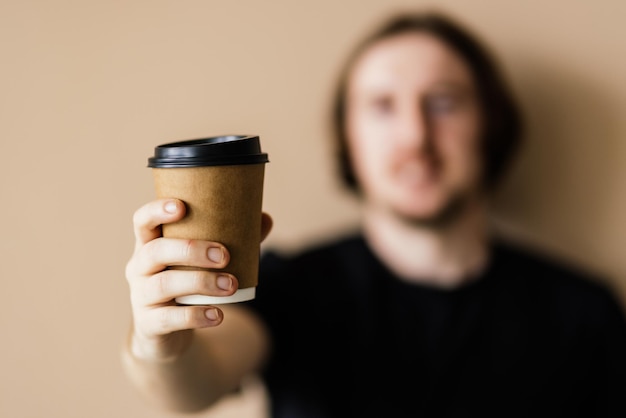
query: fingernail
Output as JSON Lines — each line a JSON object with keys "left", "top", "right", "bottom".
{"left": 164, "top": 200, "right": 177, "bottom": 214}
{"left": 205, "top": 308, "right": 219, "bottom": 321}
{"left": 217, "top": 275, "right": 233, "bottom": 291}
{"left": 207, "top": 247, "right": 224, "bottom": 263}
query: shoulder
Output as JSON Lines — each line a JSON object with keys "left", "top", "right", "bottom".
{"left": 494, "top": 237, "right": 605, "bottom": 288}
{"left": 256, "top": 232, "right": 366, "bottom": 297}
{"left": 250, "top": 233, "right": 367, "bottom": 322}
{"left": 492, "top": 237, "right": 626, "bottom": 324}
{"left": 260, "top": 232, "right": 365, "bottom": 273}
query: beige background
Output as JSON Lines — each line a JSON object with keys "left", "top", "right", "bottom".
{"left": 1, "top": 0, "right": 625, "bottom": 417}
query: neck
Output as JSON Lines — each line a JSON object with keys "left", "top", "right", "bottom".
{"left": 362, "top": 197, "right": 491, "bottom": 289}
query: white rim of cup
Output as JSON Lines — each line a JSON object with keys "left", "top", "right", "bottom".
{"left": 174, "top": 288, "right": 256, "bottom": 305}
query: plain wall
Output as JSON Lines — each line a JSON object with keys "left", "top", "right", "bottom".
{"left": 1, "top": 1, "right": 625, "bottom": 417}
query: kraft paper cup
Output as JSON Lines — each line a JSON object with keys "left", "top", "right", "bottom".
{"left": 147, "top": 135, "right": 269, "bottom": 305}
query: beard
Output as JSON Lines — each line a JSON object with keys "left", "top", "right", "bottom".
{"left": 393, "top": 191, "right": 473, "bottom": 229}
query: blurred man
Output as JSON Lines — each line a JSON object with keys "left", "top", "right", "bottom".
{"left": 122, "top": 11, "right": 626, "bottom": 417}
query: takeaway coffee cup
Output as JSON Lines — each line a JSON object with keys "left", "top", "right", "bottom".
{"left": 147, "top": 135, "right": 269, "bottom": 304}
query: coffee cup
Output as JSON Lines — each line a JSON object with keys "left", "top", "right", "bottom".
{"left": 147, "top": 135, "right": 269, "bottom": 304}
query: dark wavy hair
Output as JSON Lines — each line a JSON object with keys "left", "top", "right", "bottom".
{"left": 331, "top": 11, "right": 524, "bottom": 193}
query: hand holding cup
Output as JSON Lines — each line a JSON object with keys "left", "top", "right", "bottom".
{"left": 124, "top": 135, "right": 270, "bottom": 361}
{"left": 126, "top": 199, "right": 272, "bottom": 361}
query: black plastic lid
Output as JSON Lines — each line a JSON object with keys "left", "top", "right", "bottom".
{"left": 147, "top": 135, "right": 269, "bottom": 168}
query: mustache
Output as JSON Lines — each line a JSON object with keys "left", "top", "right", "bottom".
{"left": 391, "top": 150, "right": 442, "bottom": 176}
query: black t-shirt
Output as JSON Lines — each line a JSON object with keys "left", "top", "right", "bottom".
{"left": 245, "top": 233, "right": 626, "bottom": 417}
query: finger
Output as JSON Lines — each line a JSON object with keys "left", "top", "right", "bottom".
{"left": 141, "top": 305, "right": 223, "bottom": 336}
{"left": 260, "top": 212, "right": 273, "bottom": 243}
{"left": 132, "top": 199, "right": 186, "bottom": 252}
{"left": 133, "top": 238, "right": 230, "bottom": 276}
{"left": 137, "top": 269, "right": 238, "bottom": 306}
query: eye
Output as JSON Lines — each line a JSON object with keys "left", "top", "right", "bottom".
{"left": 424, "top": 94, "right": 460, "bottom": 115}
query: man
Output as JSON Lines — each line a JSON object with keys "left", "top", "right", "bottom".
{"left": 123, "top": 11, "right": 626, "bottom": 417}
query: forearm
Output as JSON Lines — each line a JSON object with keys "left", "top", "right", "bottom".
{"left": 121, "top": 327, "right": 228, "bottom": 413}
{"left": 120, "top": 306, "right": 269, "bottom": 413}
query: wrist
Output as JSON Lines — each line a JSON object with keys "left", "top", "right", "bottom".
{"left": 128, "top": 327, "right": 193, "bottom": 364}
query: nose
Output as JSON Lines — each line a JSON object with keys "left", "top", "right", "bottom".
{"left": 396, "top": 100, "right": 431, "bottom": 153}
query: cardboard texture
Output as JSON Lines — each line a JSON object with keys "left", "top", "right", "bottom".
{"left": 152, "top": 164, "right": 265, "bottom": 297}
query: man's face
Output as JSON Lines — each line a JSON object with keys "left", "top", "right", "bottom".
{"left": 345, "top": 32, "right": 484, "bottom": 223}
